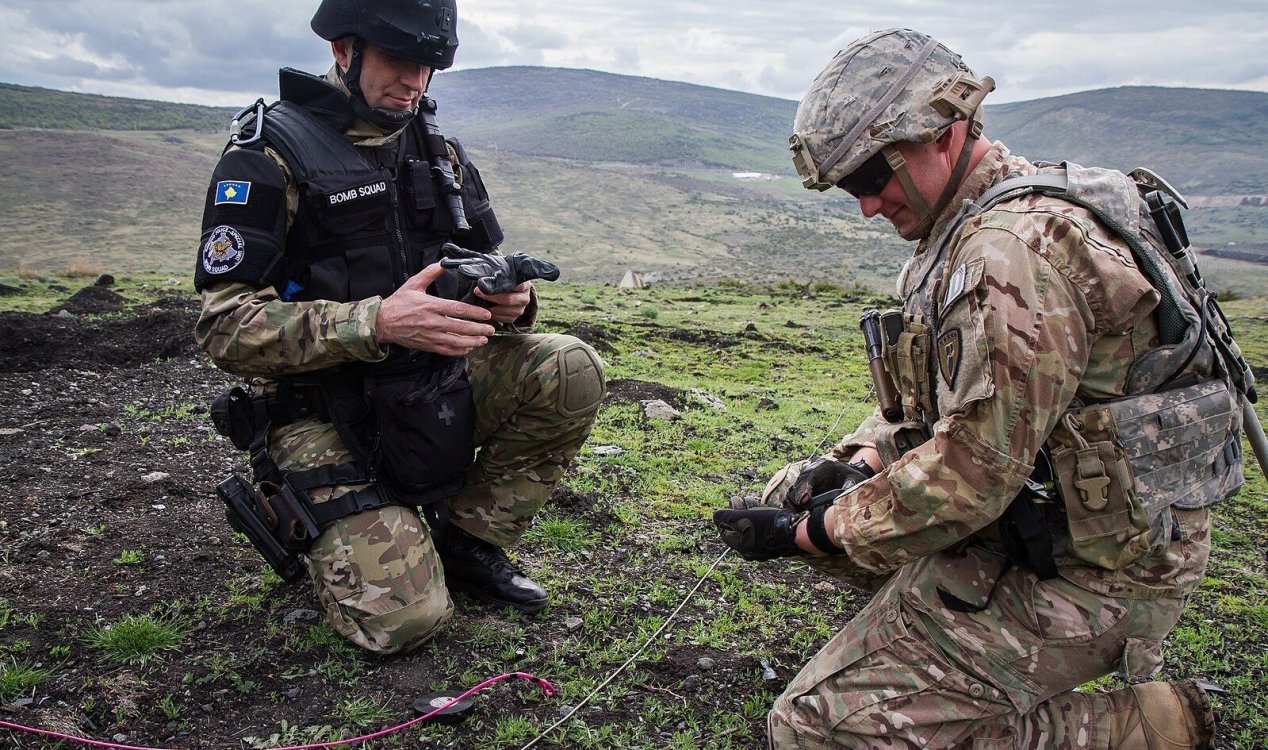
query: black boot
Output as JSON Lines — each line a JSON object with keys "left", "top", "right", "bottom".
{"left": 437, "top": 526, "right": 548, "bottom": 614}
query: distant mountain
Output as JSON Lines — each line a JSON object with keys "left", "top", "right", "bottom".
{"left": 0, "top": 82, "right": 233, "bottom": 132}
{"left": 985, "top": 86, "right": 1268, "bottom": 195}
{"left": 429, "top": 66, "right": 798, "bottom": 175}
{"left": 4, "top": 71, "right": 1266, "bottom": 193}
{"left": 2, "top": 70, "right": 1266, "bottom": 294}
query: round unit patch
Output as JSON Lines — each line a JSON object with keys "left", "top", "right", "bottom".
{"left": 201, "top": 225, "right": 246, "bottom": 275}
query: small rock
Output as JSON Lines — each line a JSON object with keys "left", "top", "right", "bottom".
{"left": 201, "top": 704, "right": 213, "bottom": 714}
{"left": 641, "top": 399, "right": 681, "bottom": 421}
{"left": 283, "top": 608, "right": 321, "bottom": 625}
{"left": 559, "top": 705, "right": 575, "bottom": 717}
{"left": 688, "top": 389, "right": 726, "bottom": 411}
{"left": 20, "top": 389, "right": 33, "bottom": 396}
{"left": 564, "top": 617, "right": 584, "bottom": 631}
{"left": 813, "top": 581, "right": 836, "bottom": 593}
{"left": 681, "top": 674, "right": 703, "bottom": 691}
{"left": 151, "top": 504, "right": 166, "bottom": 511}
{"left": 105, "top": 425, "right": 123, "bottom": 437}
{"left": 286, "top": 688, "right": 301, "bottom": 701}
{"left": 696, "top": 657, "right": 715, "bottom": 671}
{"left": 12, "top": 697, "right": 34, "bottom": 707}
{"left": 760, "top": 658, "right": 777, "bottom": 681}
{"left": 591, "top": 445, "right": 625, "bottom": 457}
{"left": 0, "top": 428, "right": 23, "bottom": 437}
{"left": 756, "top": 398, "right": 779, "bottom": 411}
{"left": 80, "top": 424, "right": 98, "bottom": 432}
{"left": 141, "top": 472, "right": 170, "bottom": 483}
{"left": 94, "top": 274, "right": 116, "bottom": 287}
{"left": 743, "top": 321, "right": 758, "bottom": 332}
{"left": 57, "top": 309, "right": 73, "bottom": 318}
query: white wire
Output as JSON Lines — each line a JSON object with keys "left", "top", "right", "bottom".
{"left": 518, "top": 549, "right": 732, "bottom": 750}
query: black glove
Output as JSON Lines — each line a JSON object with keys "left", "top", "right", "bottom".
{"left": 440, "top": 243, "right": 561, "bottom": 295}
{"left": 713, "top": 508, "right": 806, "bottom": 561}
{"left": 785, "top": 457, "right": 875, "bottom": 511}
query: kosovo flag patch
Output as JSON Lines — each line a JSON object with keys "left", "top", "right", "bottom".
{"left": 215, "top": 180, "right": 252, "bottom": 205}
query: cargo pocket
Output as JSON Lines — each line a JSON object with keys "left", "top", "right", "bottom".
{"left": 1120, "top": 636, "right": 1164, "bottom": 681}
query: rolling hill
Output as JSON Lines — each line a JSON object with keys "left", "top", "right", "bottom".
{"left": 2, "top": 70, "right": 1266, "bottom": 294}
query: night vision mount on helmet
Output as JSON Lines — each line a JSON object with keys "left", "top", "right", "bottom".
{"left": 789, "top": 28, "right": 994, "bottom": 241}
{"left": 311, "top": 0, "right": 459, "bottom": 130}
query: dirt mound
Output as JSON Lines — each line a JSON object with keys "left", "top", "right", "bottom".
{"left": 50, "top": 285, "right": 128, "bottom": 314}
{"left": 0, "top": 306, "right": 200, "bottom": 373}
{"left": 541, "top": 319, "right": 618, "bottom": 355}
{"left": 605, "top": 378, "right": 686, "bottom": 408}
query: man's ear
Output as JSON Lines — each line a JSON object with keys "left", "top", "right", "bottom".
{"left": 331, "top": 38, "right": 352, "bottom": 71}
{"left": 936, "top": 123, "right": 958, "bottom": 153}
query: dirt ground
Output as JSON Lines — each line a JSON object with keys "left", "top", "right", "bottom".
{"left": 0, "top": 288, "right": 831, "bottom": 749}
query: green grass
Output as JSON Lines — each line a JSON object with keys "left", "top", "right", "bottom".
{"left": 83, "top": 613, "right": 188, "bottom": 666}
{"left": 0, "top": 658, "right": 50, "bottom": 702}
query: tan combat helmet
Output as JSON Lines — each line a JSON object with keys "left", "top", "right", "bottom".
{"left": 789, "top": 28, "right": 994, "bottom": 240}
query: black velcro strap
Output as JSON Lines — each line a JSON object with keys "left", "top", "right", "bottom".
{"left": 286, "top": 463, "right": 370, "bottom": 492}
{"left": 265, "top": 381, "right": 329, "bottom": 425}
{"left": 309, "top": 487, "right": 408, "bottom": 527}
{"left": 806, "top": 504, "right": 845, "bottom": 555}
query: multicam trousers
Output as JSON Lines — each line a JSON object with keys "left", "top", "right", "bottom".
{"left": 268, "top": 333, "right": 604, "bottom": 653}
{"left": 759, "top": 461, "right": 1210, "bottom": 749}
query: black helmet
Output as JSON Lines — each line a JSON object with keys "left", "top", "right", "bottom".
{"left": 311, "top": 0, "right": 459, "bottom": 70}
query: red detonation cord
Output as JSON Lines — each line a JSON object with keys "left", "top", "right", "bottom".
{"left": 0, "top": 671, "right": 555, "bottom": 750}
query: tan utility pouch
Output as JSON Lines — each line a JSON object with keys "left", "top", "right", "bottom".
{"left": 885, "top": 312, "right": 933, "bottom": 421}
{"left": 1049, "top": 408, "right": 1151, "bottom": 570}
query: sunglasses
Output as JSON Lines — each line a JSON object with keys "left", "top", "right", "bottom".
{"left": 837, "top": 150, "right": 895, "bottom": 198}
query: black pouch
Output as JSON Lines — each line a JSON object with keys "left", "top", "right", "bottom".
{"left": 367, "top": 356, "right": 475, "bottom": 503}
{"left": 210, "top": 386, "right": 260, "bottom": 450}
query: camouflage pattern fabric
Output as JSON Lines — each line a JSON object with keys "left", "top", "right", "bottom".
{"left": 762, "top": 143, "right": 1215, "bottom": 746}
{"left": 791, "top": 28, "right": 982, "bottom": 188}
{"left": 767, "top": 508, "right": 1206, "bottom": 748}
{"left": 257, "top": 332, "right": 602, "bottom": 654}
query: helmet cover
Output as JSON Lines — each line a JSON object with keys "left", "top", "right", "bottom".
{"left": 791, "top": 28, "right": 991, "bottom": 190}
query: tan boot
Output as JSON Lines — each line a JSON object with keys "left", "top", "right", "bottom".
{"left": 1106, "top": 679, "right": 1216, "bottom": 749}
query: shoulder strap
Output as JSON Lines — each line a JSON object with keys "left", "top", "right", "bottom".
{"left": 259, "top": 101, "right": 374, "bottom": 182}
{"left": 973, "top": 168, "right": 1193, "bottom": 346}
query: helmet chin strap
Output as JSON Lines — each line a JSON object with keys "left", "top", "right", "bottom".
{"left": 340, "top": 37, "right": 417, "bottom": 131}
{"left": 886, "top": 119, "right": 984, "bottom": 242}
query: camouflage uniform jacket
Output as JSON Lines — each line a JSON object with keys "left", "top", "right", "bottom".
{"left": 196, "top": 67, "right": 536, "bottom": 380}
{"left": 826, "top": 142, "right": 1208, "bottom": 600}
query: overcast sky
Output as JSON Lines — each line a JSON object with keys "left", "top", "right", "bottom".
{"left": 2, "top": 0, "right": 1265, "bottom": 107}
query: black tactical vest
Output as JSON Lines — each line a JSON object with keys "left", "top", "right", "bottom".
{"left": 247, "top": 69, "right": 502, "bottom": 305}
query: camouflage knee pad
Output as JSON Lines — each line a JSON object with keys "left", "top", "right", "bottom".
{"left": 554, "top": 338, "right": 605, "bottom": 418}
{"left": 306, "top": 503, "right": 452, "bottom": 654}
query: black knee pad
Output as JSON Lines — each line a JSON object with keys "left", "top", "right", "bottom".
{"left": 556, "top": 340, "right": 605, "bottom": 418}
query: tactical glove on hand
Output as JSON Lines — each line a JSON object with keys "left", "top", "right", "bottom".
{"left": 713, "top": 508, "right": 805, "bottom": 561}
{"left": 785, "top": 457, "right": 875, "bottom": 511}
{"left": 440, "top": 243, "right": 561, "bottom": 295}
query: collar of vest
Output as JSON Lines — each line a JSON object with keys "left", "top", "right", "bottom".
{"left": 278, "top": 67, "right": 356, "bottom": 133}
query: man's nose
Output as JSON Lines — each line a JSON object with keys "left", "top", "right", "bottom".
{"left": 858, "top": 195, "right": 883, "bottom": 218}
{"left": 399, "top": 62, "right": 429, "bottom": 91}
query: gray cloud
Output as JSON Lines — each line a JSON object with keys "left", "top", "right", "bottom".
{"left": 0, "top": 0, "right": 1264, "bottom": 106}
